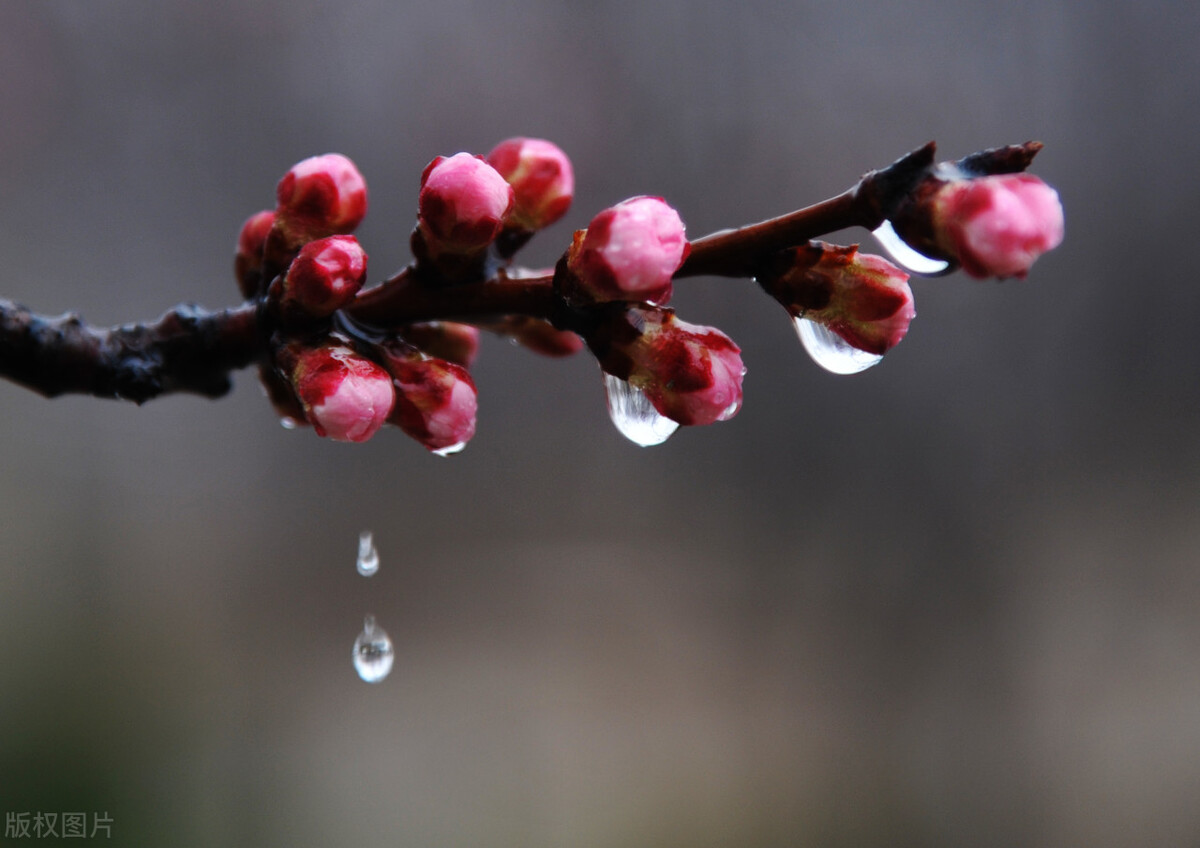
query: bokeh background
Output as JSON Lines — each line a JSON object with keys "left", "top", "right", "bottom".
{"left": 1, "top": 1, "right": 1198, "bottom": 845}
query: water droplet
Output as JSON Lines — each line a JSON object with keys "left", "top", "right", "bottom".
{"left": 871, "top": 220, "right": 951, "bottom": 276}
{"left": 432, "top": 441, "right": 467, "bottom": 457}
{"left": 279, "top": 416, "right": 299, "bottom": 430}
{"left": 353, "top": 615, "right": 394, "bottom": 683}
{"left": 603, "top": 372, "right": 679, "bottom": 447}
{"left": 356, "top": 530, "right": 380, "bottom": 577}
{"left": 794, "top": 317, "right": 883, "bottom": 375}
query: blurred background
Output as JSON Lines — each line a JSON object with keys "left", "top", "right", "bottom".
{"left": 1, "top": 1, "right": 1198, "bottom": 845}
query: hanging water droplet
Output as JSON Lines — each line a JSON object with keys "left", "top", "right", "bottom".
{"left": 603, "top": 372, "right": 679, "bottom": 447}
{"left": 871, "top": 220, "right": 951, "bottom": 276}
{"left": 794, "top": 317, "right": 883, "bottom": 375}
{"left": 352, "top": 614, "right": 394, "bottom": 683}
{"left": 356, "top": 530, "right": 380, "bottom": 577}
{"left": 279, "top": 416, "right": 299, "bottom": 430}
{"left": 432, "top": 441, "right": 468, "bottom": 457}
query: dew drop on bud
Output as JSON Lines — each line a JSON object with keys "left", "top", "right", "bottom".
{"left": 871, "top": 220, "right": 951, "bottom": 276}
{"left": 603, "top": 372, "right": 679, "bottom": 447}
{"left": 352, "top": 614, "right": 394, "bottom": 683}
{"left": 356, "top": 530, "right": 380, "bottom": 577}
{"left": 432, "top": 441, "right": 468, "bottom": 457}
{"left": 794, "top": 317, "right": 883, "bottom": 375}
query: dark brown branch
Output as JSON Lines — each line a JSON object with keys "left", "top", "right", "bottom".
{"left": 0, "top": 300, "right": 262, "bottom": 402}
{"left": 1, "top": 142, "right": 1038, "bottom": 405}
{"left": 678, "top": 142, "right": 938, "bottom": 278}
{"left": 347, "top": 266, "right": 558, "bottom": 326}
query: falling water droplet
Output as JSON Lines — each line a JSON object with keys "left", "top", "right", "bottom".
{"left": 794, "top": 317, "right": 883, "bottom": 375}
{"left": 432, "top": 441, "right": 468, "bottom": 457}
{"left": 356, "top": 530, "right": 380, "bottom": 577}
{"left": 871, "top": 220, "right": 951, "bottom": 276}
{"left": 279, "top": 416, "right": 299, "bottom": 430}
{"left": 353, "top": 615, "right": 394, "bottom": 683}
{"left": 603, "top": 372, "right": 679, "bottom": 447}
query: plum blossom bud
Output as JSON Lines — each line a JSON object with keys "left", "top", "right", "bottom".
{"left": 930, "top": 174, "right": 1063, "bottom": 279}
{"left": 486, "top": 137, "right": 574, "bottom": 232}
{"left": 380, "top": 343, "right": 478, "bottom": 453}
{"left": 591, "top": 308, "right": 744, "bottom": 426}
{"left": 235, "top": 210, "right": 275, "bottom": 298}
{"left": 281, "top": 235, "right": 368, "bottom": 317}
{"left": 284, "top": 342, "right": 394, "bottom": 443}
{"left": 762, "top": 242, "right": 915, "bottom": 355}
{"left": 564, "top": 197, "right": 689, "bottom": 306}
{"left": 400, "top": 322, "right": 480, "bottom": 368}
{"left": 417, "top": 153, "right": 514, "bottom": 255}
{"left": 274, "top": 153, "right": 368, "bottom": 248}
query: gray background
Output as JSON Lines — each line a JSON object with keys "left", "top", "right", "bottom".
{"left": 1, "top": 1, "right": 1198, "bottom": 845}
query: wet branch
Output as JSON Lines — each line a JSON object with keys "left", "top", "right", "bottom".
{"left": 0, "top": 142, "right": 1033, "bottom": 405}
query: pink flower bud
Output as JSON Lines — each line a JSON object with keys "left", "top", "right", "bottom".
{"left": 595, "top": 308, "right": 744, "bottom": 426}
{"left": 274, "top": 153, "right": 368, "bottom": 247}
{"left": 565, "top": 197, "right": 689, "bottom": 305}
{"left": 235, "top": 210, "right": 275, "bottom": 298}
{"left": 401, "top": 322, "right": 480, "bottom": 368}
{"left": 485, "top": 137, "right": 574, "bottom": 231}
{"left": 281, "top": 235, "right": 368, "bottom": 317}
{"left": 418, "top": 153, "right": 514, "bottom": 255}
{"left": 932, "top": 174, "right": 1064, "bottom": 279}
{"left": 765, "top": 242, "right": 915, "bottom": 355}
{"left": 286, "top": 343, "right": 394, "bottom": 443}
{"left": 381, "top": 346, "right": 478, "bottom": 453}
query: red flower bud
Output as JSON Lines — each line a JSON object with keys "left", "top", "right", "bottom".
{"left": 380, "top": 345, "right": 478, "bottom": 454}
{"left": 486, "top": 137, "right": 574, "bottom": 232}
{"left": 234, "top": 210, "right": 275, "bottom": 298}
{"left": 417, "top": 153, "right": 514, "bottom": 255}
{"left": 564, "top": 197, "right": 689, "bottom": 306}
{"left": 931, "top": 173, "right": 1063, "bottom": 279}
{"left": 764, "top": 242, "right": 915, "bottom": 355}
{"left": 596, "top": 308, "right": 744, "bottom": 426}
{"left": 285, "top": 342, "right": 394, "bottom": 443}
{"left": 274, "top": 153, "right": 368, "bottom": 247}
{"left": 281, "top": 235, "right": 368, "bottom": 317}
{"left": 401, "top": 322, "right": 480, "bottom": 368}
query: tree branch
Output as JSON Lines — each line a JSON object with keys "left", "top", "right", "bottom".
{"left": 0, "top": 300, "right": 262, "bottom": 402}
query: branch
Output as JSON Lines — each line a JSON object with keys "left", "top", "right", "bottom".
{"left": 0, "top": 138, "right": 1062, "bottom": 453}
{"left": 0, "top": 300, "right": 262, "bottom": 402}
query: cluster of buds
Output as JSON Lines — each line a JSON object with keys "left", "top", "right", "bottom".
{"left": 226, "top": 137, "right": 1063, "bottom": 451}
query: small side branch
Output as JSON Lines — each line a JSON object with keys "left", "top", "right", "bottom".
{"left": 0, "top": 300, "right": 263, "bottom": 403}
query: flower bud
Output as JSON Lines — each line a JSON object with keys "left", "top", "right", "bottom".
{"left": 281, "top": 235, "right": 368, "bottom": 317}
{"left": 284, "top": 342, "right": 394, "bottom": 443}
{"left": 763, "top": 242, "right": 914, "bottom": 355}
{"left": 417, "top": 153, "right": 514, "bottom": 256}
{"left": 930, "top": 173, "right": 1063, "bottom": 279}
{"left": 380, "top": 343, "right": 478, "bottom": 453}
{"left": 485, "top": 137, "right": 574, "bottom": 232}
{"left": 401, "top": 322, "right": 480, "bottom": 368}
{"left": 274, "top": 153, "right": 368, "bottom": 248}
{"left": 592, "top": 307, "right": 744, "bottom": 426}
{"left": 235, "top": 210, "right": 275, "bottom": 298}
{"left": 564, "top": 197, "right": 688, "bottom": 306}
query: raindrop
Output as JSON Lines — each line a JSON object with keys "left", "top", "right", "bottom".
{"left": 871, "top": 220, "right": 951, "bottom": 276}
{"left": 603, "top": 372, "right": 678, "bottom": 447}
{"left": 352, "top": 614, "right": 394, "bottom": 683}
{"left": 356, "top": 530, "right": 380, "bottom": 577}
{"left": 794, "top": 317, "right": 882, "bottom": 375}
{"left": 279, "top": 417, "right": 299, "bottom": 430}
{"left": 432, "top": 441, "right": 468, "bottom": 457}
